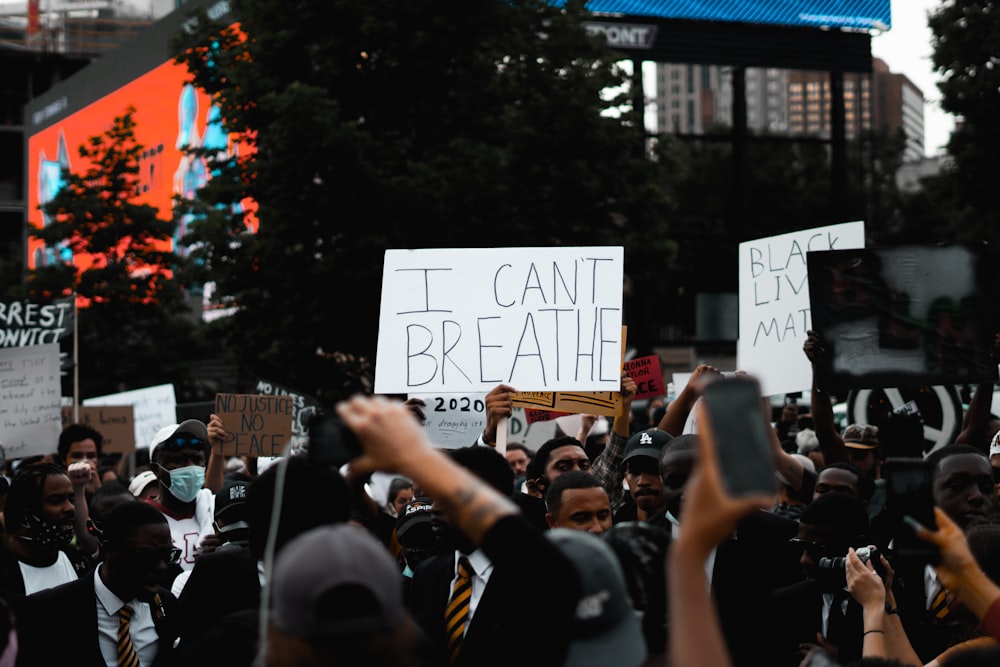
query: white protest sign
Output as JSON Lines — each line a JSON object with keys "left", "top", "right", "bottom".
{"left": 375, "top": 247, "right": 624, "bottom": 394}
{"left": 737, "top": 221, "right": 865, "bottom": 397}
{"left": 413, "top": 393, "right": 488, "bottom": 449}
{"left": 0, "top": 344, "right": 62, "bottom": 459}
{"left": 509, "top": 407, "right": 558, "bottom": 451}
{"left": 85, "top": 383, "right": 177, "bottom": 450}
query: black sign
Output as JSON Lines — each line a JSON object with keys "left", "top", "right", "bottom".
{"left": 807, "top": 243, "right": 999, "bottom": 392}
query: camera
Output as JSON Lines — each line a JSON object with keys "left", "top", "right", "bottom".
{"left": 305, "top": 411, "right": 362, "bottom": 467}
{"left": 818, "top": 546, "right": 885, "bottom": 577}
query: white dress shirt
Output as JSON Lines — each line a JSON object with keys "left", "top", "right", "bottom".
{"left": 94, "top": 568, "right": 159, "bottom": 667}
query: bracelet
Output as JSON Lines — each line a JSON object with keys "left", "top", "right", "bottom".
{"left": 863, "top": 629, "right": 885, "bottom": 637}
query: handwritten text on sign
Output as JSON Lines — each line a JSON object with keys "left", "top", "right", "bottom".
{"left": 375, "top": 247, "right": 624, "bottom": 394}
{"left": 411, "top": 393, "right": 487, "bottom": 449}
{"left": 737, "top": 221, "right": 865, "bottom": 397}
{"left": 85, "top": 383, "right": 177, "bottom": 450}
{"left": 623, "top": 355, "right": 665, "bottom": 400}
{"left": 215, "top": 393, "right": 293, "bottom": 457}
{"left": 0, "top": 343, "right": 62, "bottom": 459}
{"left": 61, "top": 406, "right": 135, "bottom": 453}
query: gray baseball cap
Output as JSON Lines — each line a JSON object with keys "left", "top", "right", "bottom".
{"left": 271, "top": 524, "right": 404, "bottom": 638}
{"left": 547, "top": 528, "right": 647, "bottom": 667}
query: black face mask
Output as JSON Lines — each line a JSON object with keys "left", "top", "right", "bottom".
{"left": 22, "top": 514, "right": 75, "bottom": 550}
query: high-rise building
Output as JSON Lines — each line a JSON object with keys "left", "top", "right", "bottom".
{"left": 650, "top": 57, "right": 924, "bottom": 161}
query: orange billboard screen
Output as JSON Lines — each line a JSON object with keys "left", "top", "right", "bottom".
{"left": 28, "top": 58, "right": 253, "bottom": 271}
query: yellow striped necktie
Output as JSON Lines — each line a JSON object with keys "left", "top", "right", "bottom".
{"left": 445, "top": 556, "right": 473, "bottom": 663}
{"left": 930, "top": 585, "right": 952, "bottom": 621}
{"left": 118, "top": 604, "right": 140, "bottom": 667}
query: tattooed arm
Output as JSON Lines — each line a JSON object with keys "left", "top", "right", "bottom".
{"left": 337, "top": 395, "right": 518, "bottom": 546}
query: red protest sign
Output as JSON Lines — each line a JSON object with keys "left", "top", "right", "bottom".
{"left": 624, "top": 355, "right": 665, "bottom": 400}
{"left": 524, "top": 408, "right": 571, "bottom": 424}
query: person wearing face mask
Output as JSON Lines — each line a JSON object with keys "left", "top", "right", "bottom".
{"left": 146, "top": 417, "right": 225, "bottom": 586}
{"left": 0, "top": 462, "right": 95, "bottom": 604}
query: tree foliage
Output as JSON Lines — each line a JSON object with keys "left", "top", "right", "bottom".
{"left": 172, "top": 0, "right": 676, "bottom": 403}
{"left": 29, "top": 107, "right": 206, "bottom": 400}
{"left": 920, "top": 0, "right": 1000, "bottom": 244}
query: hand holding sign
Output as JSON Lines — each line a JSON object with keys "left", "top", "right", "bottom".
{"left": 483, "top": 383, "right": 515, "bottom": 446}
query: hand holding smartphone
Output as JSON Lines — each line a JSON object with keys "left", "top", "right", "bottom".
{"left": 701, "top": 375, "right": 778, "bottom": 498}
{"left": 883, "top": 457, "right": 940, "bottom": 565}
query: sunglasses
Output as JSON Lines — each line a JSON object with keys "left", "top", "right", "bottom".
{"left": 130, "top": 547, "right": 182, "bottom": 566}
{"left": 165, "top": 437, "right": 206, "bottom": 449}
{"left": 789, "top": 538, "right": 832, "bottom": 560}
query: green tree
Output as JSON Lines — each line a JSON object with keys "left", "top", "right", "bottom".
{"left": 172, "top": 0, "right": 675, "bottom": 403}
{"left": 30, "top": 106, "right": 206, "bottom": 400}
{"left": 924, "top": 0, "right": 1000, "bottom": 244}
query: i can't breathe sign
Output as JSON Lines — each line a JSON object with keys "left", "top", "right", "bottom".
{"left": 375, "top": 247, "right": 624, "bottom": 394}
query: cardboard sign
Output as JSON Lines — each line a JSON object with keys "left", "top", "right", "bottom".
{"left": 411, "top": 393, "right": 487, "bottom": 449}
{"left": 61, "top": 405, "right": 135, "bottom": 453}
{"left": 85, "top": 383, "right": 177, "bottom": 451}
{"left": 0, "top": 343, "right": 62, "bottom": 459}
{"left": 511, "top": 390, "right": 621, "bottom": 416}
{"left": 215, "top": 393, "right": 294, "bottom": 457}
{"left": 737, "top": 221, "right": 865, "bottom": 397}
{"left": 375, "top": 246, "right": 624, "bottom": 394}
{"left": 623, "top": 354, "right": 665, "bottom": 399}
{"left": 808, "top": 243, "right": 1000, "bottom": 391}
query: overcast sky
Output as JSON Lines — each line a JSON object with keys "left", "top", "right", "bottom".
{"left": 871, "top": 0, "right": 954, "bottom": 157}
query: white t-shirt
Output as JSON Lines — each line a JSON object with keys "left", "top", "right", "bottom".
{"left": 164, "top": 514, "right": 202, "bottom": 571}
{"left": 19, "top": 550, "right": 77, "bottom": 596}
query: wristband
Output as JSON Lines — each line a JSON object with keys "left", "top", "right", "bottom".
{"left": 863, "top": 629, "right": 884, "bottom": 637}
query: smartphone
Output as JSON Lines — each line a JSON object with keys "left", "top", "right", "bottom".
{"left": 883, "top": 457, "right": 939, "bottom": 565}
{"left": 701, "top": 376, "right": 778, "bottom": 497}
{"left": 306, "top": 412, "right": 362, "bottom": 467}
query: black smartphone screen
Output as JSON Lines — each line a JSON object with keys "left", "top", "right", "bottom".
{"left": 701, "top": 376, "right": 777, "bottom": 498}
{"left": 883, "top": 457, "right": 939, "bottom": 564}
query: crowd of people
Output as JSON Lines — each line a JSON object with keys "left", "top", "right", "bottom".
{"left": 1, "top": 330, "right": 1000, "bottom": 667}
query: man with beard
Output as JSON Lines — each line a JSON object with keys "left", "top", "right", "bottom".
{"left": 614, "top": 428, "right": 673, "bottom": 529}
{"left": 16, "top": 500, "right": 180, "bottom": 667}
{"left": 0, "top": 462, "right": 93, "bottom": 603}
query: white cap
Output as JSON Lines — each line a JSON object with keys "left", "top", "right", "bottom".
{"left": 148, "top": 419, "right": 209, "bottom": 460}
{"left": 990, "top": 430, "right": 1000, "bottom": 458}
{"left": 128, "top": 470, "right": 159, "bottom": 497}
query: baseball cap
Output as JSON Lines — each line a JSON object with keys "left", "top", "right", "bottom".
{"left": 148, "top": 419, "right": 209, "bottom": 459}
{"left": 623, "top": 428, "right": 673, "bottom": 464}
{"left": 990, "top": 430, "right": 1000, "bottom": 458}
{"left": 271, "top": 524, "right": 404, "bottom": 638}
{"left": 128, "top": 470, "right": 158, "bottom": 498}
{"left": 842, "top": 424, "right": 879, "bottom": 450}
{"left": 546, "top": 528, "right": 647, "bottom": 667}
{"left": 395, "top": 496, "right": 434, "bottom": 542}
{"left": 796, "top": 428, "right": 820, "bottom": 454}
{"left": 214, "top": 479, "right": 250, "bottom": 524}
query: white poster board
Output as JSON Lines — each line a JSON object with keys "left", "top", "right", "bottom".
{"left": 85, "top": 383, "right": 177, "bottom": 450}
{"left": 0, "top": 344, "right": 62, "bottom": 459}
{"left": 737, "top": 221, "right": 865, "bottom": 397}
{"left": 375, "top": 247, "right": 624, "bottom": 394}
{"left": 413, "top": 392, "right": 488, "bottom": 449}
